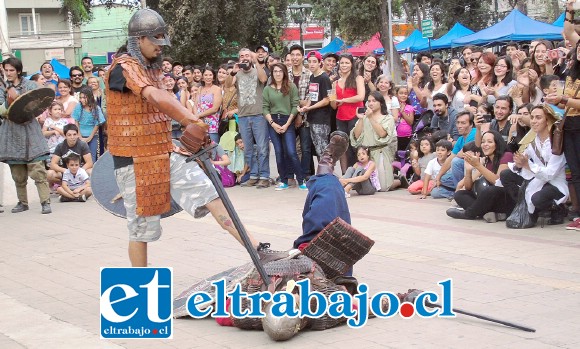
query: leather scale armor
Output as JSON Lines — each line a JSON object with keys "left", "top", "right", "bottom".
{"left": 105, "top": 55, "right": 173, "bottom": 217}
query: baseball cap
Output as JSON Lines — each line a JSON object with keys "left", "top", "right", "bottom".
{"left": 307, "top": 51, "right": 323, "bottom": 62}
{"left": 256, "top": 45, "right": 269, "bottom": 53}
{"left": 322, "top": 53, "right": 340, "bottom": 61}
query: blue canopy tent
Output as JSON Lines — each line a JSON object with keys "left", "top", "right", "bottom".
{"left": 319, "top": 37, "right": 347, "bottom": 54}
{"left": 374, "top": 29, "right": 428, "bottom": 54}
{"left": 49, "top": 58, "right": 71, "bottom": 79}
{"left": 452, "top": 9, "right": 563, "bottom": 47}
{"left": 413, "top": 23, "right": 474, "bottom": 52}
{"left": 25, "top": 58, "right": 70, "bottom": 79}
{"left": 396, "top": 29, "right": 428, "bottom": 53}
{"left": 553, "top": 12, "right": 565, "bottom": 27}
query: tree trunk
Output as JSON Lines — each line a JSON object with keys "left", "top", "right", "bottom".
{"left": 379, "top": 0, "right": 405, "bottom": 84}
{"left": 550, "top": 0, "right": 560, "bottom": 21}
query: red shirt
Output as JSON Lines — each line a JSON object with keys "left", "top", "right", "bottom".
{"left": 336, "top": 83, "right": 363, "bottom": 121}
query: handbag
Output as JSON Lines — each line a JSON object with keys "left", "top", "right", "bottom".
{"left": 552, "top": 80, "right": 580, "bottom": 155}
{"left": 218, "top": 90, "right": 238, "bottom": 137}
{"left": 506, "top": 179, "right": 535, "bottom": 229}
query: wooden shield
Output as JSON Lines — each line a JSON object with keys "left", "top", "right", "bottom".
{"left": 7, "top": 88, "right": 55, "bottom": 124}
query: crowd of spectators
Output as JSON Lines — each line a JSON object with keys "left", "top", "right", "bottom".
{"left": 2, "top": 11, "right": 580, "bottom": 231}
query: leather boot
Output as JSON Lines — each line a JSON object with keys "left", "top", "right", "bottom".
{"left": 316, "top": 131, "right": 349, "bottom": 175}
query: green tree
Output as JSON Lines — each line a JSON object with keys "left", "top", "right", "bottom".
{"left": 427, "top": 0, "right": 493, "bottom": 37}
{"left": 61, "top": 0, "right": 289, "bottom": 65}
{"left": 310, "top": 0, "right": 407, "bottom": 83}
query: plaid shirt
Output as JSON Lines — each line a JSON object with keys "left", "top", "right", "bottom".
{"left": 289, "top": 66, "right": 311, "bottom": 101}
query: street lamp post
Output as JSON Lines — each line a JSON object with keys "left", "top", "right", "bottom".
{"left": 288, "top": 3, "right": 313, "bottom": 48}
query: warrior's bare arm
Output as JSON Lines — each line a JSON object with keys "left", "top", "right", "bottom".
{"left": 141, "top": 86, "right": 199, "bottom": 126}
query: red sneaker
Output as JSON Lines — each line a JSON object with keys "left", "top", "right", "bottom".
{"left": 565, "top": 218, "right": 580, "bottom": 230}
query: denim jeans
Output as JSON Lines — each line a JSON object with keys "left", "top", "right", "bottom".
{"left": 431, "top": 171, "right": 455, "bottom": 199}
{"left": 286, "top": 124, "right": 313, "bottom": 179}
{"left": 208, "top": 133, "right": 219, "bottom": 144}
{"left": 237, "top": 115, "right": 270, "bottom": 179}
{"left": 87, "top": 135, "right": 99, "bottom": 163}
{"left": 451, "top": 156, "right": 464, "bottom": 187}
{"left": 268, "top": 114, "right": 304, "bottom": 184}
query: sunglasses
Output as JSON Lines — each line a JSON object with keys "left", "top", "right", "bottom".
{"left": 71, "top": 73, "right": 83, "bottom": 78}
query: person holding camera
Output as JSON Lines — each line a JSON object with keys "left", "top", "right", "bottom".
{"left": 225, "top": 48, "right": 270, "bottom": 188}
{"left": 350, "top": 91, "right": 404, "bottom": 191}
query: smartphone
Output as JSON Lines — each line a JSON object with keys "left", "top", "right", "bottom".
{"left": 481, "top": 114, "right": 492, "bottom": 123}
{"left": 357, "top": 107, "right": 366, "bottom": 114}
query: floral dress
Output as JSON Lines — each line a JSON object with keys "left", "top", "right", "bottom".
{"left": 197, "top": 92, "right": 220, "bottom": 134}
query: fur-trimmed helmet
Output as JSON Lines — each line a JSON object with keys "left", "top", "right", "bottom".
{"left": 128, "top": 9, "right": 171, "bottom": 46}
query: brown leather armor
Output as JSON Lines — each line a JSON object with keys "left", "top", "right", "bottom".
{"left": 106, "top": 55, "right": 173, "bottom": 217}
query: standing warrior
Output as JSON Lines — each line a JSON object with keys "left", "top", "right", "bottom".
{"left": 105, "top": 9, "right": 282, "bottom": 267}
{"left": 0, "top": 57, "right": 52, "bottom": 214}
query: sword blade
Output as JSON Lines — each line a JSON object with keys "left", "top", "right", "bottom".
{"left": 195, "top": 152, "right": 270, "bottom": 286}
{"left": 426, "top": 302, "right": 536, "bottom": 333}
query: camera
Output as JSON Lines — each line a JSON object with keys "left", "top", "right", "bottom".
{"left": 357, "top": 107, "right": 366, "bottom": 115}
{"left": 238, "top": 63, "right": 249, "bottom": 70}
{"left": 481, "top": 114, "right": 492, "bottom": 123}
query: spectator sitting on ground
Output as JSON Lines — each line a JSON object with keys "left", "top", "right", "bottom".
{"left": 350, "top": 91, "right": 402, "bottom": 191}
{"left": 446, "top": 130, "right": 513, "bottom": 222}
{"left": 430, "top": 93, "right": 458, "bottom": 141}
{"left": 501, "top": 104, "right": 569, "bottom": 226}
{"left": 340, "top": 146, "right": 380, "bottom": 197}
{"left": 419, "top": 140, "right": 454, "bottom": 199}
{"left": 434, "top": 111, "right": 477, "bottom": 195}
{"left": 47, "top": 124, "right": 93, "bottom": 185}
{"left": 408, "top": 137, "right": 436, "bottom": 195}
{"left": 57, "top": 153, "right": 92, "bottom": 202}
{"left": 228, "top": 134, "right": 250, "bottom": 185}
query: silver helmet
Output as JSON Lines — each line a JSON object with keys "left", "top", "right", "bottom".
{"left": 128, "top": 8, "right": 171, "bottom": 47}
{"left": 261, "top": 301, "right": 304, "bottom": 341}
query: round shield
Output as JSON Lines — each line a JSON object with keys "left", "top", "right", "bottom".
{"left": 7, "top": 88, "right": 55, "bottom": 124}
{"left": 92, "top": 151, "right": 183, "bottom": 218}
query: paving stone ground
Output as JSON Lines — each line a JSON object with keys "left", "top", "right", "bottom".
{"left": 1, "top": 160, "right": 579, "bottom": 349}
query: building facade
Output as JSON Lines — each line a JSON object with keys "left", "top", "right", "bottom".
{"left": 80, "top": 5, "right": 134, "bottom": 66}
{"left": 4, "top": 0, "right": 80, "bottom": 74}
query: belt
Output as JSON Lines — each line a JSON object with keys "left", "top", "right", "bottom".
{"left": 367, "top": 144, "right": 388, "bottom": 151}
{"left": 272, "top": 113, "right": 289, "bottom": 119}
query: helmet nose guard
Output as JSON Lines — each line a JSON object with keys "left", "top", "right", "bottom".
{"left": 128, "top": 9, "right": 171, "bottom": 46}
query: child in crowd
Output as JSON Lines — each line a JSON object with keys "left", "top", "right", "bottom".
{"left": 72, "top": 86, "right": 106, "bottom": 162}
{"left": 340, "top": 146, "right": 380, "bottom": 197}
{"left": 539, "top": 75, "right": 565, "bottom": 116}
{"left": 394, "top": 85, "right": 415, "bottom": 151}
{"left": 42, "top": 101, "right": 68, "bottom": 155}
{"left": 208, "top": 140, "right": 235, "bottom": 187}
{"left": 420, "top": 140, "right": 453, "bottom": 199}
{"left": 408, "top": 137, "right": 436, "bottom": 194}
{"left": 56, "top": 153, "right": 92, "bottom": 202}
{"left": 229, "top": 134, "right": 250, "bottom": 185}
